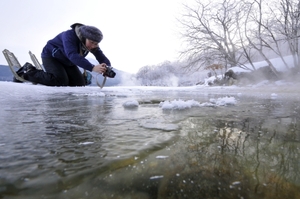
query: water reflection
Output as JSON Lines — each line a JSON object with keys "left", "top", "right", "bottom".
{"left": 171, "top": 116, "right": 300, "bottom": 199}
{"left": 74, "top": 98, "right": 300, "bottom": 199}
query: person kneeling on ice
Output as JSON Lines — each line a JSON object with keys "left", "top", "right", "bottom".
{"left": 14, "top": 23, "right": 115, "bottom": 86}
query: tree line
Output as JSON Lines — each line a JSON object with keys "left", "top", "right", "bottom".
{"left": 178, "top": 0, "right": 300, "bottom": 75}
{"left": 135, "top": 0, "right": 300, "bottom": 86}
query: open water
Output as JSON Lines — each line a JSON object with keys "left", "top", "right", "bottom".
{"left": 0, "top": 82, "right": 300, "bottom": 199}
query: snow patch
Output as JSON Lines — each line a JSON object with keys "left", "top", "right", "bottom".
{"left": 159, "top": 97, "right": 237, "bottom": 110}
{"left": 210, "top": 96, "right": 237, "bottom": 106}
{"left": 271, "top": 93, "right": 278, "bottom": 99}
{"left": 123, "top": 99, "right": 139, "bottom": 108}
{"left": 159, "top": 99, "right": 201, "bottom": 110}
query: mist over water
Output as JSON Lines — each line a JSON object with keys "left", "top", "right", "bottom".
{"left": 0, "top": 82, "right": 300, "bottom": 198}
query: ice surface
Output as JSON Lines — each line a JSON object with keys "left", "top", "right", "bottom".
{"left": 1, "top": 81, "right": 300, "bottom": 104}
{"left": 139, "top": 119, "right": 179, "bottom": 131}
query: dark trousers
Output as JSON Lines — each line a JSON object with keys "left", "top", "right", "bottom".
{"left": 25, "top": 57, "right": 85, "bottom": 86}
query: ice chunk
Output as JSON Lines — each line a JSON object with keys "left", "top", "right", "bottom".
{"left": 150, "top": 175, "right": 164, "bottom": 180}
{"left": 79, "top": 142, "right": 94, "bottom": 145}
{"left": 159, "top": 99, "right": 200, "bottom": 110}
{"left": 123, "top": 99, "right": 139, "bottom": 108}
{"left": 156, "top": 156, "right": 169, "bottom": 159}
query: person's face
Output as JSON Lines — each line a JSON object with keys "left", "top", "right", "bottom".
{"left": 85, "top": 39, "right": 99, "bottom": 51}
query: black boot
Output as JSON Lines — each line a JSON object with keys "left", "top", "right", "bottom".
{"left": 13, "top": 63, "right": 36, "bottom": 83}
{"left": 18, "top": 62, "right": 36, "bottom": 75}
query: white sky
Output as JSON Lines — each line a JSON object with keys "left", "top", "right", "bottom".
{"left": 0, "top": 0, "right": 193, "bottom": 74}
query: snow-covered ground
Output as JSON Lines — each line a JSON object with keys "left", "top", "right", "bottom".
{"left": 1, "top": 78, "right": 299, "bottom": 101}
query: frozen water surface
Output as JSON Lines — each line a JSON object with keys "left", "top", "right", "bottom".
{"left": 1, "top": 81, "right": 300, "bottom": 198}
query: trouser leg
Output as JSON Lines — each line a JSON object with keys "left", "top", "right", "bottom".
{"left": 24, "top": 57, "right": 85, "bottom": 86}
{"left": 61, "top": 62, "right": 85, "bottom": 86}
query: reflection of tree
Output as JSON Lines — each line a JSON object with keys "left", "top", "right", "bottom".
{"left": 160, "top": 116, "right": 300, "bottom": 198}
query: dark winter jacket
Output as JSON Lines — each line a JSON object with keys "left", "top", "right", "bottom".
{"left": 41, "top": 23, "right": 111, "bottom": 72}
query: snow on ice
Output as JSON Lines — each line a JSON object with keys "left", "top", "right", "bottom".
{"left": 158, "top": 97, "right": 237, "bottom": 110}
{"left": 122, "top": 99, "right": 139, "bottom": 108}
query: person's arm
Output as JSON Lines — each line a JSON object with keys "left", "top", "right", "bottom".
{"left": 91, "top": 47, "right": 111, "bottom": 66}
{"left": 61, "top": 31, "right": 95, "bottom": 71}
{"left": 90, "top": 47, "right": 112, "bottom": 74}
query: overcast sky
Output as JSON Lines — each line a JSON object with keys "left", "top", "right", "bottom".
{"left": 0, "top": 0, "right": 194, "bottom": 74}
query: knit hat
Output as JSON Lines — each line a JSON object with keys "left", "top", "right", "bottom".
{"left": 79, "top": 25, "right": 103, "bottom": 43}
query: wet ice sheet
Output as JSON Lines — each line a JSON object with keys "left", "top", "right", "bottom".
{"left": 1, "top": 81, "right": 300, "bottom": 198}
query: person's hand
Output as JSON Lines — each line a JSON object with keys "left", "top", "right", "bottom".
{"left": 92, "top": 63, "right": 107, "bottom": 74}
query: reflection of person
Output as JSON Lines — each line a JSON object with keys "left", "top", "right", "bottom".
{"left": 15, "top": 23, "right": 111, "bottom": 86}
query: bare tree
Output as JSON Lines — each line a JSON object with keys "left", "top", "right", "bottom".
{"left": 244, "top": 0, "right": 280, "bottom": 77}
{"left": 237, "top": 0, "right": 289, "bottom": 70}
{"left": 136, "top": 63, "right": 176, "bottom": 86}
{"left": 235, "top": 1, "right": 258, "bottom": 71}
{"left": 272, "top": 0, "right": 300, "bottom": 69}
{"left": 136, "top": 65, "right": 153, "bottom": 85}
{"left": 179, "top": 0, "right": 246, "bottom": 71}
{"left": 179, "top": 0, "right": 300, "bottom": 76}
